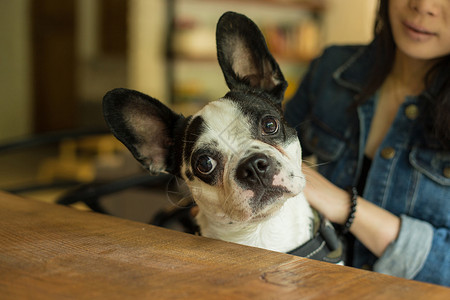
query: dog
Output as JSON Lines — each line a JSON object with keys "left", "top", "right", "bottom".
{"left": 103, "top": 12, "right": 342, "bottom": 263}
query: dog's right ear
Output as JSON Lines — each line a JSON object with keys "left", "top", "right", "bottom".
{"left": 216, "top": 11, "right": 287, "bottom": 104}
{"left": 103, "top": 88, "right": 185, "bottom": 175}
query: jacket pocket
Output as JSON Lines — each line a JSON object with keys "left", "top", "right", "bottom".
{"left": 302, "top": 120, "right": 346, "bottom": 162}
{"left": 409, "top": 146, "right": 450, "bottom": 186}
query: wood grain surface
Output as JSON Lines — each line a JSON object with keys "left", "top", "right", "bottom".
{"left": 0, "top": 191, "right": 448, "bottom": 299}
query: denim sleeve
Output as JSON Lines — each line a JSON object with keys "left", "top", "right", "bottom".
{"left": 412, "top": 223, "right": 450, "bottom": 286}
{"left": 373, "top": 214, "right": 446, "bottom": 283}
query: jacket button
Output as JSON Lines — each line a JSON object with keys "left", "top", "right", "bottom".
{"left": 444, "top": 167, "right": 450, "bottom": 178}
{"left": 381, "top": 147, "right": 396, "bottom": 159}
{"left": 405, "top": 104, "right": 419, "bottom": 120}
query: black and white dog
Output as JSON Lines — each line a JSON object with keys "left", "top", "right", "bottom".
{"left": 103, "top": 12, "right": 342, "bottom": 263}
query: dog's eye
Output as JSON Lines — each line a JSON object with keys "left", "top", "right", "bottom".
{"left": 196, "top": 155, "right": 217, "bottom": 175}
{"left": 261, "top": 116, "right": 279, "bottom": 135}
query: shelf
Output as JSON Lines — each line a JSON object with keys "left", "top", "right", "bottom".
{"left": 172, "top": 16, "right": 322, "bottom": 64}
{"left": 171, "top": 55, "right": 312, "bottom": 65}
{"left": 168, "top": 0, "right": 326, "bottom": 105}
{"left": 181, "top": 0, "right": 327, "bottom": 12}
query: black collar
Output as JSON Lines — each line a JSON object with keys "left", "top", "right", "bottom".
{"left": 287, "top": 210, "right": 343, "bottom": 264}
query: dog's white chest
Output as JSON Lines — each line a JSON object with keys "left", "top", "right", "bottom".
{"left": 197, "top": 193, "right": 314, "bottom": 253}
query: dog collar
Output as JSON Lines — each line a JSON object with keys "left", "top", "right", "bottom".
{"left": 287, "top": 209, "right": 343, "bottom": 264}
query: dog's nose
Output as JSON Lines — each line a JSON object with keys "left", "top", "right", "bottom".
{"left": 236, "top": 154, "right": 273, "bottom": 186}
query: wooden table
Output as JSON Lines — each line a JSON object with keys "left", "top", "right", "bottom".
{"left": 0, "top": 191, "right": 448, "bottom": 299}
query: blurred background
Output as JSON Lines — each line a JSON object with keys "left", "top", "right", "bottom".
{"left": 0, "top": 0, "right": 376, "bottom": 225}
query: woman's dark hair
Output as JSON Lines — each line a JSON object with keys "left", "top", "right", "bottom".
{"left": 358, "top": 0, "right": 450, "bottom": 149}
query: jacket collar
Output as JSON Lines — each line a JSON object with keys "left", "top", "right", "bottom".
{"left": 332, "top": 41, "right": 443, "bottom": 102}
{"left": 332, "top": 42, "right": 377, "bottom": 94}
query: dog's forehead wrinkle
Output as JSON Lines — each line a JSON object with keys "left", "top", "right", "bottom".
{"left": 200, "top": 99, "right": 252, "bottom": 139}
{"left": 194, "top": 97, "right": 298, "bottom": 162}
{"left": 224, "top": 91, "right": 282, "bottom": 116}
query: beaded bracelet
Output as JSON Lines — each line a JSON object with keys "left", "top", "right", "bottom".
{"left": 341, "top": 187, "right": 358, "bottom": 235}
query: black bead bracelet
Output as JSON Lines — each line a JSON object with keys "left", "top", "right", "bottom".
{"left": 341, "top": 187, "right": 358, "bottom": 235}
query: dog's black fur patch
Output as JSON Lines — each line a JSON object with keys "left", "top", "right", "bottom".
{"left": 183, "top": 116, "right": 206, "bottom": 165}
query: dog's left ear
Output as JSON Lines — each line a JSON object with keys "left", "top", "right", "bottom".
{"left": 103, "top": 88, "right": 185, "bottom": 175}
{"left": 216, "top": 11, "right": 287, "bottom": 104}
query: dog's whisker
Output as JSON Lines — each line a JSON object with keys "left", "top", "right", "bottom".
{"left": 185, "top": 132, "right": 203, "bottom": 138}
{"left": 182, "top": 139, "right": 197, "bottom": 144}
{"left": 302, "top": 159, "right": 330, "bottom": 168}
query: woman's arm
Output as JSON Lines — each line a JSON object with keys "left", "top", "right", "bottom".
{"left": 302, "top": 165, "right": 401, "bottom": 257}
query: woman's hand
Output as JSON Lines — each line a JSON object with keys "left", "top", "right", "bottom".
{"left": 302, "top": 165, "right": 401, "bottom": 258}
{"left": 302, "top": 165, "right": 350, "bottom": 225}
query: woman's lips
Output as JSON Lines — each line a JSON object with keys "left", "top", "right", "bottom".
{"left": 402, "top": 21, "right": 436, "bottom": 41}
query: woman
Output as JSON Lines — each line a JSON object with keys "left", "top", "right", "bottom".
{"left": 284, "top": 0, "right": 449, "bottom": 286}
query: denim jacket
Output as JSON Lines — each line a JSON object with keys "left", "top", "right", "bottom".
{"left": 284, "top": 43, "right": 450, "bottom": 286}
